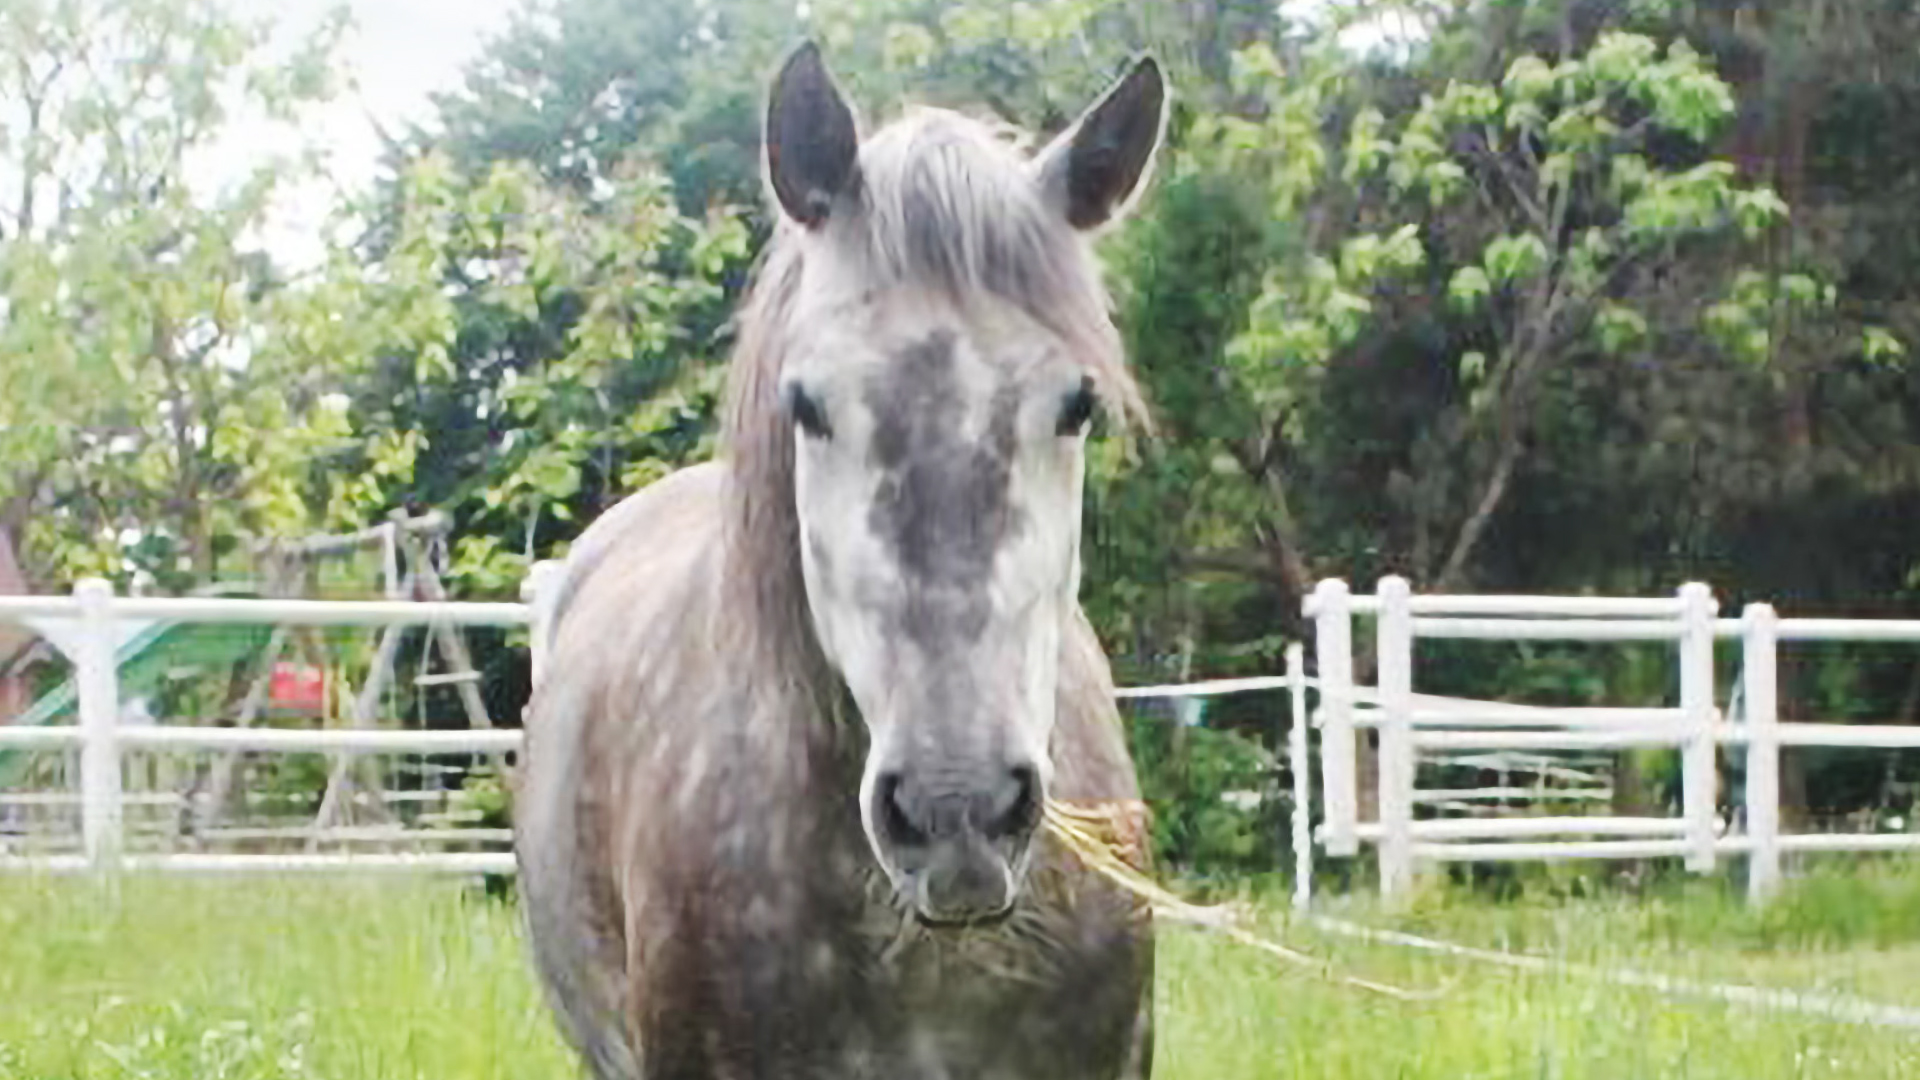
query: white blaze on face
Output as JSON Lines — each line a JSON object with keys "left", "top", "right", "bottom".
{"left": 781, "top": 289, "right": 1095, "bottom": 865}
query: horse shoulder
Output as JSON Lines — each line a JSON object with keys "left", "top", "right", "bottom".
{"left": 517, "top": 461, "right": 729, "bottom": 1079}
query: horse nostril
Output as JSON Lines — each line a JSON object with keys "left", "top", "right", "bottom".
{"left": 877, "top": 771, "right": 928, "bottom": 847}
{"left": 983, "top": 764, "right": 1041, "bottom": 841}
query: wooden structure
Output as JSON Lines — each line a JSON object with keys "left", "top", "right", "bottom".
{"left": 195, "top": 511, "right": 496, "bottom": 843}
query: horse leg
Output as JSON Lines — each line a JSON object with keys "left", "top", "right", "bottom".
{"left": 517, "top": 687, "right": 642, "bottom": 1078}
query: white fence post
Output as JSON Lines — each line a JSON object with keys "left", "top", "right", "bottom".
{"left": 1680, "top": 582, "right": 1718, "bottom": 873}
{"left": 1287, "top": 642, "right": 1313, "bottom": 911}
{"left": 1744, "top": 602, "right": 1781, "bottom": 903}
{"left": 1311, "top": 579, "right": 1357, "bottom": 857}
{"left": 523, "top": 559, "right": 566, "bottom": 688}
{"left": 75, "top": 578, "right": 122, "bottom": 872}
{"left": 1377, "top": 576, "right": 1415, "bottom": 900}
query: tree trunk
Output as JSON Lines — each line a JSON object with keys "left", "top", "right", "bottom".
{"left": 1434, "top": 427, "right": 1527, "bottom": 590}
{"left": 1256, "top": 470, "right": 1315, "bottom": 610}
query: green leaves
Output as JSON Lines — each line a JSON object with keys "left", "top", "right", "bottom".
{"left": 1458, "top": 350, "right": 1488, "bottom": 386}
{"left": 1483, "top": 233, "right": 1549, "bottom": 286}
{"left": 1638, "top": 40, "right": 1736, "bottom": 142}
{"left": 1195, "top": 49, "right": 1334, "bottom": 216}
{"left": 1342, "top": 108, "right": 1390, "bottom": 184}
{"left": 1227, "top": 222, "right": 1427, "bottom": 415}
{"left": 1579, "top": 31, "right": 1661, "bottom": 92}
{"left": 1501, "top": 56, "right": 1556, "bottom": 103}
{"left": 0, "top": 0, "right": 370, "bottom": 585}
{"left": 1449, "top": 266, "right": 1492, "bottom": 309}
{"left": 1339, "top": 224, "right": 1425, "bottom": 281}
{"left": 1863, "top": 327, "right": 1908, "bottom": 367}
{"left": 1703, "top": 270, "right": 1854, "bottom": 367}
{"left": 1732, "top": 187, "right": 1792, "bottom": 238}
{"left": 365, "top": 149, "right": 739, "bottom": 558}
{"left": 0, "top": 0, "right": 746, "bottom": 592}
{"left": 1594, "top": 304, "right": 1650, "bottom": 355}
{"left": 1623, "top": 162, "right": 1741, "bottom": 238}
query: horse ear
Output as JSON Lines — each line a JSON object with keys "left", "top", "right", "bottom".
{"left": 765, "top": 41, "right": 861, "bottom": 229}
{"left": 1033, "top": 55, "right": 1168, "bottom": 232}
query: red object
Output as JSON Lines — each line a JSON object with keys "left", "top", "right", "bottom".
{"left": 269, "top": 661, "right": 326, "bottom": 716}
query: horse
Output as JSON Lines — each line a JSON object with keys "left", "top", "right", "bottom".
{"left": 516, "top": 41, "right": 1168, "bottom": 1079}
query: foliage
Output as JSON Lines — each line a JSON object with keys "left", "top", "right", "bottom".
{"left": 0, "top": 0, "right": 745, "bottom": 597}
{"left": 1126, "top": 706, "right": 1282, "bottom": 881}
{"left": 1191, "top": 26, "right": 1860, "bottom": 602}
{"left": 347, "top": 152, "right": 746, "bottom": 594}
{"left": 0, "top": 0, "right": 381, "bottom": 587}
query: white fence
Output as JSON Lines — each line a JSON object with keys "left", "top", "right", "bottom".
{"left": 0, "top": 579, "right": 532, "bottom": 875}
{"left": 5, "top": 571, "right": 1917, "bottom": 905}
{"left": 1303, "top": 577, "right": 1920, "bottom": 906}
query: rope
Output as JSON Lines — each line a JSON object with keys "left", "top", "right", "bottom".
{"left": 1041, "top": 800, "right": 1433, "bottom": 1000}
{"left": 1303, "top": 914, "right": 1920, "bottom": 1033}
{"left": 1043, "top": 800, "right": 1920, "bottom": 1031}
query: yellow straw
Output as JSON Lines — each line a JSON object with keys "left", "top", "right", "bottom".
{"left": 1042, "top": 800, "right": 1434, "bottom": 1001}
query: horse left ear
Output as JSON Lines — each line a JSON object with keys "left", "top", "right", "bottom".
{"left": 1033, "top": 55, "right": 1168, "bottom": 232}
{"left": 766, "top": 41, "right": 861, "bottom": 229}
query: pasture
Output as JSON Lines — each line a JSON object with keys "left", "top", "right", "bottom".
{"left": 3, "top": 861, "right": 1918, "bottom": 1078}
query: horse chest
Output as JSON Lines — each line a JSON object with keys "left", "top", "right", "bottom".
{"left": 624, "top": 803, "right": 1141, "bottom": 1079}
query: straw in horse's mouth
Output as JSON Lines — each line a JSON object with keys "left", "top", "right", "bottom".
{"left": 911, "top": 905, "right": 1016, "bottom": 931}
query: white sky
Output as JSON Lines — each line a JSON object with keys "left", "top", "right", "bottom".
{"left": 210, "top": 0, "right": 524, "bottom": 268}
{"left": 1280, "top": 0, "right": 1423, "bottom": 56}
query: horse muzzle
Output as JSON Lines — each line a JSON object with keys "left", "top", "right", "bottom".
{"left": 870, "top": 762, "right": 1043, "bottom": 925}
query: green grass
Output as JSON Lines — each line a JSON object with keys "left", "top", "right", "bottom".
{"left": 3, "top": 862, "right": 1919, "bottom": 1078}
{"left": 0, "top": 877, "right": 568, "bottom": 1078}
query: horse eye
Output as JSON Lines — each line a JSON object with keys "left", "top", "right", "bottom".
{"left": 1056, "top": 378, "right": 1097, "bottom": 436}
{"left": 787, "top": 384, "right": 832, "bottom": 440}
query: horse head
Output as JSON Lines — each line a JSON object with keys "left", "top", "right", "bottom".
{"left": 756, "top": 43, "right": 1166, "bottom": 925}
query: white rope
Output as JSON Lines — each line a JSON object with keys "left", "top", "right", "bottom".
{"left": 1304, "top": 915, "right": 1920, "bottom": 1032}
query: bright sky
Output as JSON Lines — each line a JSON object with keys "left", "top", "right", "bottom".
{"left": 1280, "top": 0, "right": 1425, "bottom": 56}
{"left": 212, "top": 0, "right": 524, "bottom": 268}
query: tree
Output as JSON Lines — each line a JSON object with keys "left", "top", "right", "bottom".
{"left": 349, "top": 152, "right": 746, "bottom": 595}
{"left": 1168, "top": 22, "right": 1892, "bottom": 611}
{"left": 0, "top": 0, "right": 389, "bottom": 588}
{"left": 428, "top": 0, "right": 797, "bottom": 212}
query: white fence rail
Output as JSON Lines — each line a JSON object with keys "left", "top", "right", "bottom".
{"left": 0, "top": 579, "right": 534, "bottom": 876}
{"left": 1303, "top": 577, "right": 1920, "bottom": 905}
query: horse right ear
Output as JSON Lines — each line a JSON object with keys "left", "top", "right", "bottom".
{"left": 1032, "top": 55, "right": 1168, "bottom": 232}
{"left": 765, "top": 41, "right": 861, "bottom": 229}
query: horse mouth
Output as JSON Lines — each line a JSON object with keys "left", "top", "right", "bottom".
{"left": 897, "top": 854, "right": 1023, "bottom": 929}
{"left": 910, "top": 897, "right": 1017, "bottom": 930}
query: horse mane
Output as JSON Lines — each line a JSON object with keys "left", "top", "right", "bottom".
{"left": 717, "top": 108, "right": 1145, "bottom": 700}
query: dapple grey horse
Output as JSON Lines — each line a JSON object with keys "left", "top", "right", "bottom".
{"left": 517, "top": 42, "right": 1168, "bottom": 1079}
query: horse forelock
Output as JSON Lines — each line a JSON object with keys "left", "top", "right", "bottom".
{"left": 718, "top": 107, "right": 1144, "bottom": 696}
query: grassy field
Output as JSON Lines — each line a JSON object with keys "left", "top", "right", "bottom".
{"left": 3, "top": 861, "right": 1919, "bottom": 1078}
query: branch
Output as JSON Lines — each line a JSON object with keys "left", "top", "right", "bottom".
{"left": 1223, "top": 425, "right": 1271, "bottom": 482}
{"left": 1433, "top": 423, "right": 1525, "bottom": 591}
{"left": 1477, "top": 125, "right": 1547, "bottom": 232}
{"left": 1431, "top": 231, "right": 1578, "bottom": 589}
{"left": 1254, "top": 468, "right": 1316, "bottom": 601}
